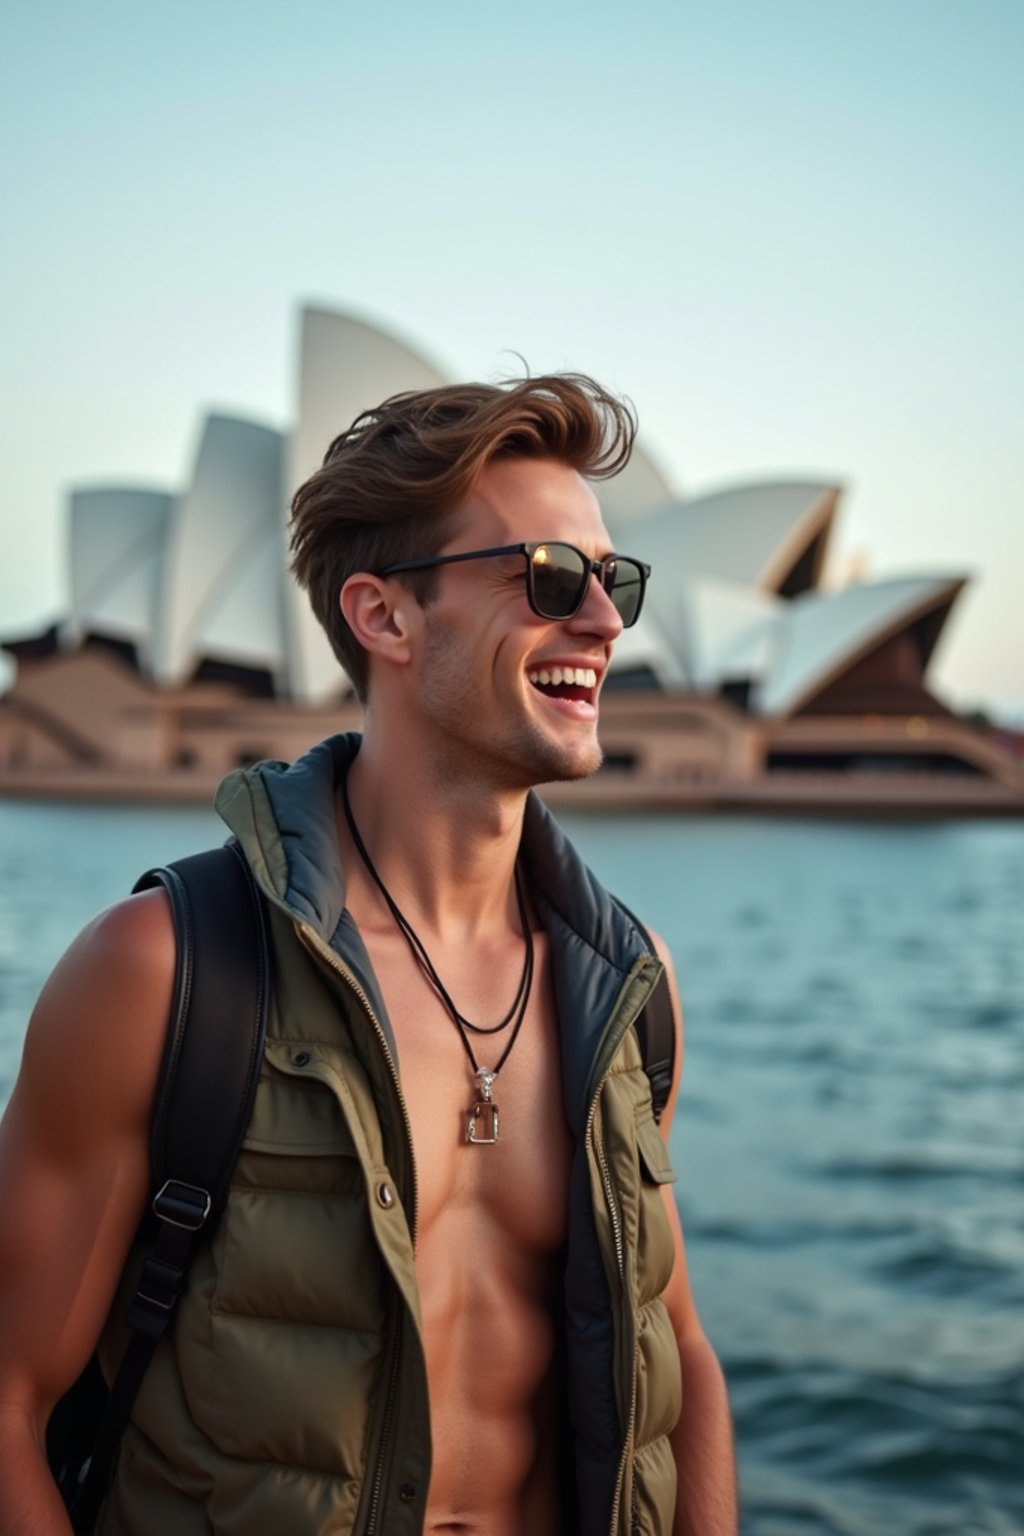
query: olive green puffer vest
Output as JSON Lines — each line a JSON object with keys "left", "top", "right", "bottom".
{"left": 97, "top": 735, "right": 682, "bottom": 1536}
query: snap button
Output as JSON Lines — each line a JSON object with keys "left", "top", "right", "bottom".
{"left": 376, "top": 1181, "right": 395, "bottom": 1209}
{"left": 399, "top": 1482, "right": 415, "bottom": 1503}
{"left": 293, "top": 1050, "right": 311, "bottom": 1067}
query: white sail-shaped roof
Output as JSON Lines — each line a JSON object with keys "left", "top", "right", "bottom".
{"left": 675, "top": 578, "right": 781, "bottom": 691}
{"left": 154, "top": 415, "right": 285, "bottom": 685}
{"left": 606, "top": 608, "right": 690, "bottom": 690}
{"left": 51, "top": 306, "right": 972, "bottom": 728}
{"left": 756, "top": 575, "right": 965, "bottom": 717}
{"left": 65, "top": 488, "right": 176, "bottom": 666}
{"left": 634, "top": 481, "right": 840, "bottom": 596}
{"left": 285, "top": 307, "right": 450, "bottom": 701}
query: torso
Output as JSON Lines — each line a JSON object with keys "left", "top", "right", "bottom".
{"left": 356, "top": 908, "right": 572, "bottom": 1536}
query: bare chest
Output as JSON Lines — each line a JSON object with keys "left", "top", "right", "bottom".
{"left": 363, "top": 927, "right": 571, "bottom": 1251}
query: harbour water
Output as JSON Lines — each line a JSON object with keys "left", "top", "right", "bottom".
{"left": 1, "top": 799, "right": 1022, "bottom": 1534}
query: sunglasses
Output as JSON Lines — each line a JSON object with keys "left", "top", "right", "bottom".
{"left": 379, "top": 541, "right": 651, "bottom": 627}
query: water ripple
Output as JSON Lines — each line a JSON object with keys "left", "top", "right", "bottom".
{"left": 814, "top": 1149, "right": 1024, "bottom": 1185}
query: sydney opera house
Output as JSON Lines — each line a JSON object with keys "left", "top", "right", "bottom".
{"left": 1, "top": 305, "right": 1022, "bottom": 815}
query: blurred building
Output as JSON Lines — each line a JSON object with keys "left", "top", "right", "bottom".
{"left": 1, "top": 305, "right": 1022, "bottom": 815}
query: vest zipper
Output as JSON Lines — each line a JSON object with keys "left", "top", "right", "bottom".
{"left": 297, "top": 922, "right": 418, "bottom": 1533}
{"left": 365, "top": 1294, "right": 403, "bottom": 1536}
{"left": 587, "top": 1068, "right": 638, "bottom": 1536}
{"left": 296, "top": 920, "right": 419, "bottom": 1239}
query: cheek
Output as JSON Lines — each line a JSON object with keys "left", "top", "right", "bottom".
{"left": 422, "top": 604, "right": 541, "bottom": 695}
{"left": 493, "top": 628, "right": 543, "bottom": 693}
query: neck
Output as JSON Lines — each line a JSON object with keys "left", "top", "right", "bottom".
{"left": 340, "top": 719, "right": 530, "bottom": 942}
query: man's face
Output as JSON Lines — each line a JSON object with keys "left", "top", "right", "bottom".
{"left": 406, "top": 457, "right": 626, "bottom": 790}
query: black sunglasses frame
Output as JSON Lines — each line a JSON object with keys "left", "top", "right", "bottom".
{"left": 379, "top": 542, "right": 651, "bottom": 627}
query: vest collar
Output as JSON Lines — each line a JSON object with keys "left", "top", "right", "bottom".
{"left": 217, "top": 732, "right": 660, "bottom": 1129}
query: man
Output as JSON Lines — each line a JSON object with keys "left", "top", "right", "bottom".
{"left": 0, "top": 375, "right": 737, "bottom": 1534}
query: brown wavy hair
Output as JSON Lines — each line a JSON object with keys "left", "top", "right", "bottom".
{"left": 289, "top": 374, "right": 636, "bottom": 700}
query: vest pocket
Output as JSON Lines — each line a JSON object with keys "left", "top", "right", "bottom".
{"left": 235, "top": 1069, "right": 362, "bottom": 1190}
{"left": 634, "top": 1112, "right": 676, "bottom": 1185}
{"left": 633, "top": 1111, "right": 677, "bottom": 1304}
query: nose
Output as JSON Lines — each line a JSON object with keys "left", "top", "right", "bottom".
{"left": 566, "top": 570, "right": 624, "bottom": 641}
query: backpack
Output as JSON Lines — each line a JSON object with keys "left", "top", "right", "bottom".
{"left": 46, "top": 846, "right": 674, "bottom": 1532}
{"left": 46, "top": 843, "right": 271, "bottom": 1534}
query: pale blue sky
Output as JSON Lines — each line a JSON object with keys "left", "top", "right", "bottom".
{"left": 2, "top": 0, "right": 1022, "bottom": 710}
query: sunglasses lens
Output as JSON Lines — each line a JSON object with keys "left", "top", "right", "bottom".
{"left": 529, "top": 544, "right": 587, "bottom": 619}
{"left": 607, "top": 559, "right": 645, "bottom": 626}
{"left": 528, "top": 545, "right": 646, "bottom": 625}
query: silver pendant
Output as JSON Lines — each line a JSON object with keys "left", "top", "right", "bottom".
{"left": 467, "top": 1068, "right": 499, "bottom": 1144}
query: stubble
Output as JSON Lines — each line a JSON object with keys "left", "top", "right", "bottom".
{"left": 419, "top": 619, "right": 604, "bottom": 792}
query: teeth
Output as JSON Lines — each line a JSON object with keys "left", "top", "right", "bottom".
{"left": 527, "top": 666, "right": 598, "bottom": 687}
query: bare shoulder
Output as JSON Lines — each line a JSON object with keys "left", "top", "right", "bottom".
{"left": 0, "top": 891, "right": 177, "bottom": 1422}
{"left": 12, "top": 888, "right": 176, "bottom": 1153}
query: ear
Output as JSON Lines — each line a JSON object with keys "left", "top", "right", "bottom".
{"left": 339, "top": 573, "right": 418, "bottom": 671}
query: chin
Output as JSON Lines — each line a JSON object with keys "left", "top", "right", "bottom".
{"left": 546, "top": 741, "right": 604, "bottom": 785}
{"left": 507, "top": 726, "right": 604, "bottom": 790}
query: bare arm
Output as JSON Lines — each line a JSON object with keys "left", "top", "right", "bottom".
{"left": 650, "top": 931, "right": 738, "bottom": 1536}
{"left": 0, "top": 892, "right": 174, "bottom": 1535}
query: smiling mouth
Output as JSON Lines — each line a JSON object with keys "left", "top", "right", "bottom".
{"left": 527, "top": 665, "right": 598, "bottom": 703}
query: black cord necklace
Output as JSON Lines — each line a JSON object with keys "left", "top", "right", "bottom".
{"left": 340, "top": 775, "right": 532, "bottom": 1145}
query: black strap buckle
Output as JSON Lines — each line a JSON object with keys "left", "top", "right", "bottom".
{"left": 135, "top": 1255, "right": 185, "bottom": 1312}
{"left": 152, "top": 1179, "right": 212, "bottom": 1231}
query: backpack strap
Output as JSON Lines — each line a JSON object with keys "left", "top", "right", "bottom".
{"left": 67, "top": 842, "right": 270, "bottom": 1533}
{"left": 140, "top": 842, "right": 271, "bottom": 1213}
{"left": 614, "top": 899, "right": 677, "bottom": 1124}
